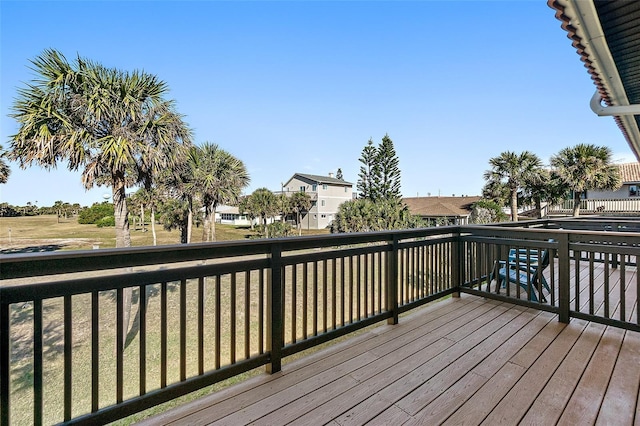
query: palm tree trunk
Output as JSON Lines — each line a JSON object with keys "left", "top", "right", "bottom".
{"left": 113, "top": 173, "right": 132, "bottom": 351}
{"left": 535, "top": 198, "right": 542, "bottom": 219}
{"left": 202, "top": 203, "right": 216, "bottom": 242}
{"left": 113, "top": 177, "right": 131, "bottom": 248}
{"left": 510, "top": 189, "right": 518, "bottom": 222}
{"left": 211, "top": 206, "right": 217, "bottom": 242}
{"left": 202, "top": 214, "right": 210, "bottom": 241}
{"left": 186, "top": 208, "right": 193, "bottom": 244}
{"left": 140, "top": 204, "right": 145, "bottom": 232}
{"left": 297, "top": 212, "right": 302, "bottom": 236}
{"left": 573, "top": 192, "right": 582, "bottom": 217}
{"left": 263, "top": 215, "right": 268, "bottom": 238}
{"left": 151, "top": 207, "right": 157, "bottom": 246}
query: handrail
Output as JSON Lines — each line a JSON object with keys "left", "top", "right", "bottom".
{"left": 2, "top": 219, "right": 640, "bottom": 424}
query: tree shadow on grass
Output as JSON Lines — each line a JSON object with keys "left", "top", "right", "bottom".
{"left": 123, "top": 282, "right": 180, "bottom": 349}
{"left": 1, "top": 245, "right": 64, "bottom": 254}
{"left": 10, "top": 303, "right": 69, "bottom": 393}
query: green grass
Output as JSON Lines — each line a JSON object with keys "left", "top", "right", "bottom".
{"left": 0, "top": 215, "right": 329, "bottom": 251}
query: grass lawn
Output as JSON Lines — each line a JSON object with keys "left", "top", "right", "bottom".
{"left": 0, "top": 215, "right": 329, "bottom": 252}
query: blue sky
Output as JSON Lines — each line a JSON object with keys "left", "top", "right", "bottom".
{"left": 1, "top": 1, "right": 636, "bottom": 207}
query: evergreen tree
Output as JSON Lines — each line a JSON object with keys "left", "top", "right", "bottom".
{"left": 336, "top": 168, "right": 344, "bottom": 181}
{"left": 357, "top": 139, "right": 378, "bottom": 199}
{"left": 376, "top": 134, "right": 402, "bottom": 201}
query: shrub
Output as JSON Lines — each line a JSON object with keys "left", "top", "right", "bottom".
{"left": 78, "top": 202, "right": 114, "bottom": 224}
{"left": 96, "top": 216, "right": 115, "bottom": 227}
{"left": 470, "top": 199, "right": 508, "bottom": 224}
{"left": 254, "top": 221, "right": 292, "bottom": 238}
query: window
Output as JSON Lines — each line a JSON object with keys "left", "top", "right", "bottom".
{"left": 630, "top": 185, "right": 639, "bottom": 197}
{"left": 300, "top": 186, "right": 305, "bottom": 192}
{"left": 322, "top": 184, "right": 327, "bottom": 190}
{"left": 321, "top": 200, "right": 325, "bottom": 206}
{"left": 344, "top": 187, "right": 348, "bottom": 193}
{"left": 312, "top": 184, "right": 317, "bottom": 191}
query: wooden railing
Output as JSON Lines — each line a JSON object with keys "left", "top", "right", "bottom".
{"left": 0, "top": 228, "right": 457, "bottom": 425}
{"left": 1, "top": 219, "right": 639, "bottom": 425}
{"left": 549, "top": 198, "right": 640, "bottom": 214}
{"left": 459, "top": 219, "right": 640, "bottom": 330}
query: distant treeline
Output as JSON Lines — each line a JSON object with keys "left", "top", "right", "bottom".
{"left": 0, "top": 201, "right": 86, "bottom": 218}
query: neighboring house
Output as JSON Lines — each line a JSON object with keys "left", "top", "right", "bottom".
{"left": 403, "top": 196, "right": 481, "bottom": 225}
{"left": 549, "top": 163, "right": 640, "bottom": 215}
{"left": 282, "top": 173, "right": 353, "bottom": 229}
{"left": 214, "top": 205, "right": 253, "bottom": 226}
{"left": 586, "top": 162, "right": 640, "bottom": 199}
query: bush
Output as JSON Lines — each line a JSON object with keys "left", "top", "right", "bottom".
{"left": 254, "top": 221, "right": 293, "bottom": 238}
{"left": 78, "top": 202, "right": 114, "bottom": 224}
{"left": 470, "top": 199, "right": 508, "bottom": 224}
{"left": 331, "top": 198, "right": 423, "bottom": 233}
{"left": 96, "top": 216, "right": 115, "bottom": 227}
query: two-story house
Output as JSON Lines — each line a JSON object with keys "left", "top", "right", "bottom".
{"left": 282, "top": 173, "right": 353, "bottom": 229}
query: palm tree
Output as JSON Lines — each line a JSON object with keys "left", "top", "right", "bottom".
{"left": 290, "top": 191, "right": 312, "bottom": 236}
{"left": 8, "top": 49, "right": 192, "bottom": 247}
{"left": 0, "top": 145, "right": 10, "bottom": 184}
{"left": 8, "top": 49, "right": 192, "bottom": 348}
{"left": 275, "top": 193, "right": 290, "bottom": 223}
{"left": 522, "top": 169, "right": 567, "bottom": 218}
{"left": 550, "top": 144, "right": 621, "bottom": 216}
{"left": 187, "top": 143, "right": 249, "bottom": 242}
{"left": 245, "top": 188, "right": 277, "bottom": 238}
{"left": 483, "top": 151, "right": 543, "bottom": 221}
{"left": 155, "top": 160, "right": 196, "bottom": 243}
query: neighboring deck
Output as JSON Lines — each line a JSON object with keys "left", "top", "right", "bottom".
{"left": 140, "top": 294, "right": 640, "bottom": 425}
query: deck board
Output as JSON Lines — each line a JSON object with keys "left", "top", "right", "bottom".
{"left": 139, "top": 274, "right": 640, "bottom": 425}
{"left": 596, "top": 330, "right": 640, "bottom": 425}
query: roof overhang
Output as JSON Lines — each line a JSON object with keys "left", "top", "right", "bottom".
{"left": 549, "top": 0, "right": 640, "bottom": 161}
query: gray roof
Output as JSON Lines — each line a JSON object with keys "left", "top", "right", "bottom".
{"left": 292, "top": 173, "right": 353, "bottom": 186}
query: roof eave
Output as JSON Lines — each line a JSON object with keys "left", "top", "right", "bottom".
{"left": 550, "top": 0, "right": 640, "bottom": 160}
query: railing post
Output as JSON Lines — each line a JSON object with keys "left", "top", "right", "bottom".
{"left": 557, "top": 232, "right": 570, "bottom": 324}
{"left": 451, "top": 233, "right": 461, "bottom": 298}
{"left": 387, "top": 236, "right": 399, "bottom": 325}
{"left": 1, "top": 301, "right": 9, "bottom": 426}
{"left": 266, "top": 243, "right": 283, "bottom": 373}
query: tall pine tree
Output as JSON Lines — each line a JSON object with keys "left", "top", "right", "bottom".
{"left": 357, "top": 134, "right": 402, "bottom": 201}
{"left": 376, "top": 134, "right": 401, "bottom": 200}
{"left": 357, "top": 139, "right": 378, "bottom": 199}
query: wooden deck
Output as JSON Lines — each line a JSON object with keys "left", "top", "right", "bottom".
{"left": 138, "top": 294, "right": 640, "bottom": 425}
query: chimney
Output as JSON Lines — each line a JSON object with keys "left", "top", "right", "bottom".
{"left": 328, "top": 172, "right": 334, "bottom": 178}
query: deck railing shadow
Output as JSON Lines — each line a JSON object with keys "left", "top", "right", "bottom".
{"left": 1, "top": 217, "right": 639, "bottom": 425}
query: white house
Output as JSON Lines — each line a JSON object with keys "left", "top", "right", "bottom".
{"left": 281, "top": 173, "right": 353, "bottom": 229}
{"left": 214, "top": 205, "right": 252, "bottom": 226}
{"left": 587, "top": 162, "right": 640, "bottom": 199}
